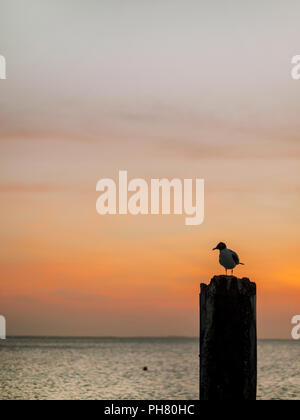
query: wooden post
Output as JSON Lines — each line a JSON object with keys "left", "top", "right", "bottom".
{"left": 200, "top": 275, "right": 257, "bottom": 400}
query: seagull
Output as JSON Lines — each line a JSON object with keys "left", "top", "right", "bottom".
{"left": 212, "top": 242, "right": 244, "bottom": 276}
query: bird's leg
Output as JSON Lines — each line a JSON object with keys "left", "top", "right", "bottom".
{"left": 231, "top": 269, "right": 233, "bottom": 276}
{"left": 225, "top": 268, "right": 227, "bottom": 276}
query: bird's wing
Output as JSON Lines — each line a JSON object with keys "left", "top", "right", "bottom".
{"left": 230, "top": 250, "right": 240, "bottom": 265}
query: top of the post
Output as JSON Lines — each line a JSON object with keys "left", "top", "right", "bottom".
{"left": 200, "top": 275, "right": 256, "bottom": 296}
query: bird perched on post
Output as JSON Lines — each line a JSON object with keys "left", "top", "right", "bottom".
{"left": 213, "top": 242, "right": 244, "bottom": 275}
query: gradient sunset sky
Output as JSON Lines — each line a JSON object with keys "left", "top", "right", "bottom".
{"left": 0, "top": 0, "right": 299, "bottom": 338}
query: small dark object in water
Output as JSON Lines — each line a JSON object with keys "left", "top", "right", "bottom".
{"left": 143, "top": 366, "right": 148, "bottom": 371}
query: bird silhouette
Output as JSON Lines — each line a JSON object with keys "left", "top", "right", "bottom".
{"left": 213, "top": 242, "right": 244, "bottom": 276}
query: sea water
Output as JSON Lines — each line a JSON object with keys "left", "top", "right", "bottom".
{"left": 0, "top": 337, "right": 299, "bottom": 400}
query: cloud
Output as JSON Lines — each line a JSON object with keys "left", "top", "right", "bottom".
{"left": 158, "top": 137, "right": 300, "bottom": 160}
{"left": 0, "top": 183, "right": 60, "bottom": 193}
{"left": 50, "top": 289, "right": 107, "bottom": 303}
{"left": 3, "top": 294, "right": 41, "bottom": 304}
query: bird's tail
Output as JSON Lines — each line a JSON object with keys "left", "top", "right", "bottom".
{"left": 239, "top": 262, "right": 245, "bottom": 265}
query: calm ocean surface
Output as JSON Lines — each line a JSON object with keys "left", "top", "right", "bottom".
{"left": 0, "top": 338, "right": 299, "bottom": 400}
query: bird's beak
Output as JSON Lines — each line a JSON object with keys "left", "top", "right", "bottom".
{"left": 212, "top": 247, "right": 217, "bottom": 251}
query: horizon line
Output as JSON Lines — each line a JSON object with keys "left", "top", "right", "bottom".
{"left": 3, "top": 335, "right": 295, "bottom": 341}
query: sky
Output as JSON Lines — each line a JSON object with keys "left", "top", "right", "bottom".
{"left": 0, "top": 0, "right": 299, "bottom": 337}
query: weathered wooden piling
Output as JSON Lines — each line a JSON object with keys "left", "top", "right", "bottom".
{"left": 200, "top": 275, "right": 257, "bottom": 400}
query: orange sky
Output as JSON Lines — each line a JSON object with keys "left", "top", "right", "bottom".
{"left": 0, "top": 1, "right": 299, "bottom": 337}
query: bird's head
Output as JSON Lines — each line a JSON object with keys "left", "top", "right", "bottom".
{"left": 213, "top": 242, "right": 227, "bottom": 251}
